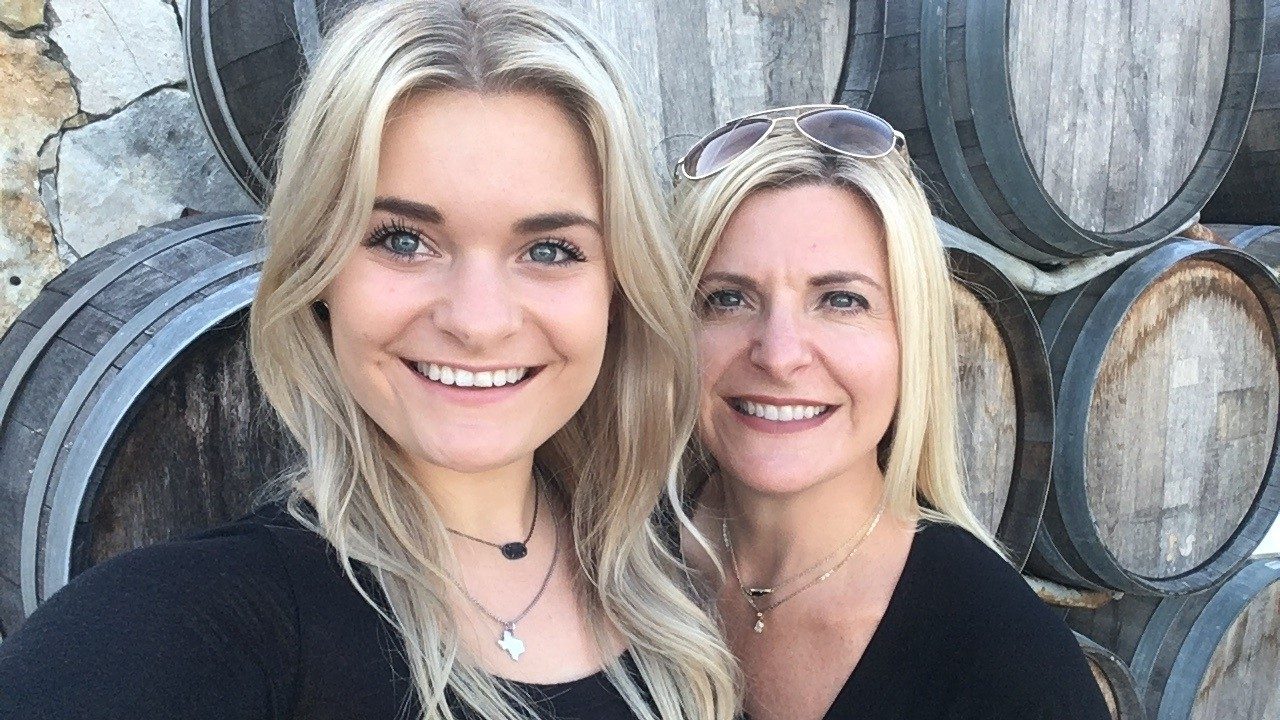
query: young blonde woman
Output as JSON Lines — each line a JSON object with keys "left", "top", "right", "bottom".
{"left": 672, "top": 106, "right": 1108, "bottom": 720}
{"left": 0, "top": 2, "right": 739, "bottom": 718}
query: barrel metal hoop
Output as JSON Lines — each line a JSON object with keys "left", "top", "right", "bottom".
{"left": 833, "top": 0, "right": 885, "bottom": 108}
{"left": 918, "top": 0, "right": 1063, "bottom": 263}
{"left": 1156, "top": 560, "right": 1280, "bottom": 719}
{"left": 20, "top": 247, "right": 261, "bottom": 614}
{"left": 1228, "top": 225, "right": 1280, "bottom": 250}
{"left": 1055, "top": 240, "right": 1280, "bottom": 594}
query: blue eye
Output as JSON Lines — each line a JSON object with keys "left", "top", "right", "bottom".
{"left": 364, "top": 219, "right": 434, "bottom": 263}
{"left": 704, "top": 289, "right": 746, "bottom": 311}
{"left": 824, "top": 291, "right": 868, "bottom": 311}
{"left": 526, "top": 240, "right": 586, "bottom": 265}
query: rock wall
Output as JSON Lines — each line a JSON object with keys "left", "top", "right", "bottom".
{"left": 0, "top": 0, "right": 256, "bottom": 332}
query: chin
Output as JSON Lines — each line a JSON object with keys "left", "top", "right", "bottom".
{"left": 410, "top": 427, "right": 544, "bottom": 475}
{"left": 721, "top": 455, "right": 827, "bottom": 497}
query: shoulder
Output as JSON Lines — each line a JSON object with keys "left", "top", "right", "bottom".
{"left": 904, "top": 520, "right": 1109, "bottom": 719}
{"left": 0, "top": 503, "right": 325, "bottom": 719}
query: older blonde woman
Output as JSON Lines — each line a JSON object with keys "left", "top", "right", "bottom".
{"left": 672, "top": 106, "right": 1108, "bottom": 720}
{"left": 0, "top": 2, "right": 739, "bottom": 718}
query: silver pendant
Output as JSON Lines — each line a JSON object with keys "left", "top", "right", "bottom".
{"left": 498, "top": 624, "right": 526, "bottom": 661}
{"left": 753, "top": 612, "right": 765, "bottom": 634}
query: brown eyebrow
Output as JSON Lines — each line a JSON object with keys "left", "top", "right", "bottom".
{"left": 513, "top": 211, "right": 602, "bottom": 235}
{"left": 372, "top": 197, "right": 601, "bottom": 236}
{"left": 809, "top": 271, "right": 883, "bottom": 292}
{"left": 701, "top": 270, "right": 882, "bottom": 292}
{"left": 372, "top": 197, "right": 443, "bottom": 224}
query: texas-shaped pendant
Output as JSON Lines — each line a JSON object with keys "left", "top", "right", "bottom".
{"left": 498, "top": 624, "right": 526, "bottom": 661}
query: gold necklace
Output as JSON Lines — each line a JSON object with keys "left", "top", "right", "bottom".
{"left": 721, "top": 492, "right": 887, "bottom": 634}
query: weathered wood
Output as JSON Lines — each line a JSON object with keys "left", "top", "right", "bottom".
{"left": 942, "top": 231, "right": 1054, "bottom": 569}
{"left": 0, "top": 213, "right": 297, "bottom": 635}
{"left": 1212, "top": 224, "right": 1280, "bottom": 271}
{"left": 860, "top": 0, "right": 1264, "bottom": 261}
{"left": 1069, "top": 558, "right": 1280, "bottom": 720}
{"left": 1202, "top": 0, "right": 1280, "bottom": 225}
{"left": 1033, "top": 239, "right": 1280, "bottom": 595}
{"left": 1074, "top": 633, "right": 1146, "bottom": 720}
{"left": 188, "top": 0, "right": 874, "bottom": 202}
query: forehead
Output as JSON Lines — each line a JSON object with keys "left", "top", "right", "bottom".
{"left": 375, "top": 90, "right": 601, "bottom": 219}
{"left": 706, "top": 183, "right": 887, "bottom": 281}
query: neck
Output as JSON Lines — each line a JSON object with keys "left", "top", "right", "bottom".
{"left": 411, "top": 456, "right": 540, "bottom": 540}
{"left": 718, "top": 456, "right": 887, "bottom": 586}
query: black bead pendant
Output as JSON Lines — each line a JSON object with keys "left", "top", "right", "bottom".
{"left": 501, "top": 542, "right": 529, "bottom": 560}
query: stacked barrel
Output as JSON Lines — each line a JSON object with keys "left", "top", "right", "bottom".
{"left": 884, "top": 1, "right": 1280, "bottom": 717}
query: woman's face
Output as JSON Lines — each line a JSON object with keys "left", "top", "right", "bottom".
{"left": 323, "top": 90, "right": 612, "bottom": 477}
{"left": 696, "top": 183, "right": 899, "bottom": 496}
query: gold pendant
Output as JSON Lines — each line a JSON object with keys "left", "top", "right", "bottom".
{"left": 753, "top": 612, "right": 764, "bottom": 634}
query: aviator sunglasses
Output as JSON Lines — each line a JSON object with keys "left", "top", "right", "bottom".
{"left": 675, "top": 103, "right": 906, "bottom": 182}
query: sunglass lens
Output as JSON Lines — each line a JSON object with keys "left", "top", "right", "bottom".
{"left": 796, "top": 109, "right": 895, "bottom": 158}
{"left": 684, "top": 118, "right": 771, "bottom": 178}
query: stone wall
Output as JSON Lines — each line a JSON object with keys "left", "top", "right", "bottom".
{"left": 0, "top": 0, "right": 256, "bottom": 333}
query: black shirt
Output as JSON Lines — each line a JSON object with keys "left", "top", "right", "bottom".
{"left": 0, "top": 503, "right": 641, "bottom": 720}
{"left": 814, "top": 519, "right": 1110, "bottom": 719}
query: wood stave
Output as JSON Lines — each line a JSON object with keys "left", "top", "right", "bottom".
{"left": 0, "top": 214, "right": 284, "bottom": 634}
{"left": 1034, "top": 240, "right": 1280, "bottom": 595}
{"left": 858, "top": 0, "right": 1265, "bottom": 262}
{"left": 940, "top": 224, "right": 1053, "bottom": 568}
{"left": 1202, "top": 0, "right": 1280, "bottom": 226}
{"left": 185, "top": 0, "right": 874, "bottom": 205}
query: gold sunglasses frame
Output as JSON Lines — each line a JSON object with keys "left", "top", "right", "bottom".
{"left": 673, "top": 103, "right": 907, "bottom": 182}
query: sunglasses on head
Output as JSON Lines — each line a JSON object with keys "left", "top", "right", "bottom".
{"left": 674, "top": 103, "right": 906, "bottom": 182}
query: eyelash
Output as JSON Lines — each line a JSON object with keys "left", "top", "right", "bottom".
{"left": 362, "top": 219, "right": 588, "bottom": 265}
{"left": 700, "top": 289, "right": 870, "bottom": 314}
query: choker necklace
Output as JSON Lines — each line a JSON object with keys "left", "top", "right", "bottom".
{"left": 722, "top": 491, "right": 887, "bottom": 635}
{"left": 446, "top": 473, "right": 540, "bottom": 560}
{"left": 452, "top": 504, "right": 561, "bottom": 662}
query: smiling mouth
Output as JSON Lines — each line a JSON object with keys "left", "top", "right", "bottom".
{"left": 729, "top": 398, "right": 833, "bottom": 422}
{"left": 404, "top": 359, "right": 542, "bottom": 389}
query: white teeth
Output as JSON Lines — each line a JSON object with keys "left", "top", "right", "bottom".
{"left": 412, "top": 362, "right": 532, "bottom": 388}
{"left": 736, "top": 400, "right": 828, "bottom": 422}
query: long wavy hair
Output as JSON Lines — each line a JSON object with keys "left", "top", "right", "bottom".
{"left": 673, "top": 129, "right": 1002, "bottom": 556}
{"left": 248, "top": 1, "right": 740, "bottom": 718}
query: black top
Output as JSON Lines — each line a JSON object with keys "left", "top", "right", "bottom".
{"left": 815, "top": 519, "right": 1110, "bottom": 719}
{"left": 0, "top": 503, "right": 641, "bottom": 720}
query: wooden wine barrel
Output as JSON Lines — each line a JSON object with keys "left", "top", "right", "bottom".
{"left": 1029, "top": 239, "right": 1280, "bottom": 595}
{"left": 1211, "top": 223, "right": 1280, "bottom": 264}
{"left": 861, "top": 0, "right": 1265, "bottom": 263}
{"left": 185, "top": 0, "right": 883, "bottom": 203}
{"left": 1069, "top": 557, "right": 1280, "bottom": 720}
{"left": 1074, "top": 633, "right": 1145, "bottom": 720}
{"left": 0, "top": 213, "right": 298, "bottom": 635}
{"left": 1202, "top": 0, "right": 1280, "bottom": 225}
{"left": 939, "top": 221, "right": 1053, "bottom": 568}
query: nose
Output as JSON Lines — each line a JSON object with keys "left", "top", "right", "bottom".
{"left": 430, "top": 256, "right": 522, "bottom": 350}
{"left": 749, "top": 306, "right": 813, "bottom": 378}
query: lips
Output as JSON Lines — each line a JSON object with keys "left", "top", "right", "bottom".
{"left": 728, "top": 397, "right": 834, "bottom": 422}
{"left": 403, "top": 359, "right": 541, "bottom": 388}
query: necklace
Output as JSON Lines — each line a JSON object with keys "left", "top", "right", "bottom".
{"left": 722, "top": 491, "right": 887, "bottom": 635}
{"left": 451, "top": 505, "right": 561, "bottom": 661}
{"left": 445, "top": 472, "right": 540, "bottom": 560}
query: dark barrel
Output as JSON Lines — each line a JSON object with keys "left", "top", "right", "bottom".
{"left": 1211, "top": 223, "right": 1280, "bottom": 262}
{"left": 940, "top": 221, "right": 1053, "bottom": 568}
{"left": 184, "top": 0, "right": 880, "bottom": 203}
{"left": 1074, "top": 633, "right": 1146, "bottom": 720}
{"left": 1201, "top": 0, "right": 1280, "bottom": 225}
{"left": 0, "top": 213, "right": 297, "bottom": 635}
{"left": 1069, "top": 557, "right": 1280, "bottom": 719}
{"left": 859, "top": 0, "right": 1264, "bottom": 263}
{"left": 1028, "top": 239, "right": 1280, "bottom": 595}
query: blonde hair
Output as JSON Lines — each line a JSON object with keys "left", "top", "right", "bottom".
{"left": 673, "top": 129, "right": 1002, "bottom": 556}
{"left": 248, "top": 1, "right": 739, "bottom": 718}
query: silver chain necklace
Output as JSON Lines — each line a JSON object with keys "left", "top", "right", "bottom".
{"left": 722, "top": 492, "right": 886, "bottom": 635}
{"left": 449, "top": 496, "right": 560, "bottom": 661}
{"left": 445, "top": 476, "right": 539, "bottom": 560}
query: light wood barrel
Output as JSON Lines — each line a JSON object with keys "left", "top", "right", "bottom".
{"left": 1070, "top": 558, "right": 1280, "bottom": 720}
{"left": 0, "top": 214, "right": 297, "bottom": 635}
{"left": 1075, "top": 633, "right": 1146, "bottom": 720}
{"left": 860, "top": 0, "right": 1264, "bottom": 263}
{"left": 185, "top": 0, "right": 880, "bottom": 203}
{"left": 940, "top": 222, "right": 1053, "bottom": 568}
{"left": 1029, "top": 239, "right": 1280, "bottom": 595}
{"left": 1202, "top": 0, "right": 1280, "bottom": 225}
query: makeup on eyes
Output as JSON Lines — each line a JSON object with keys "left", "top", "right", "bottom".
{"left": 363, "top": 219, "right": 588, "bottom": 266}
